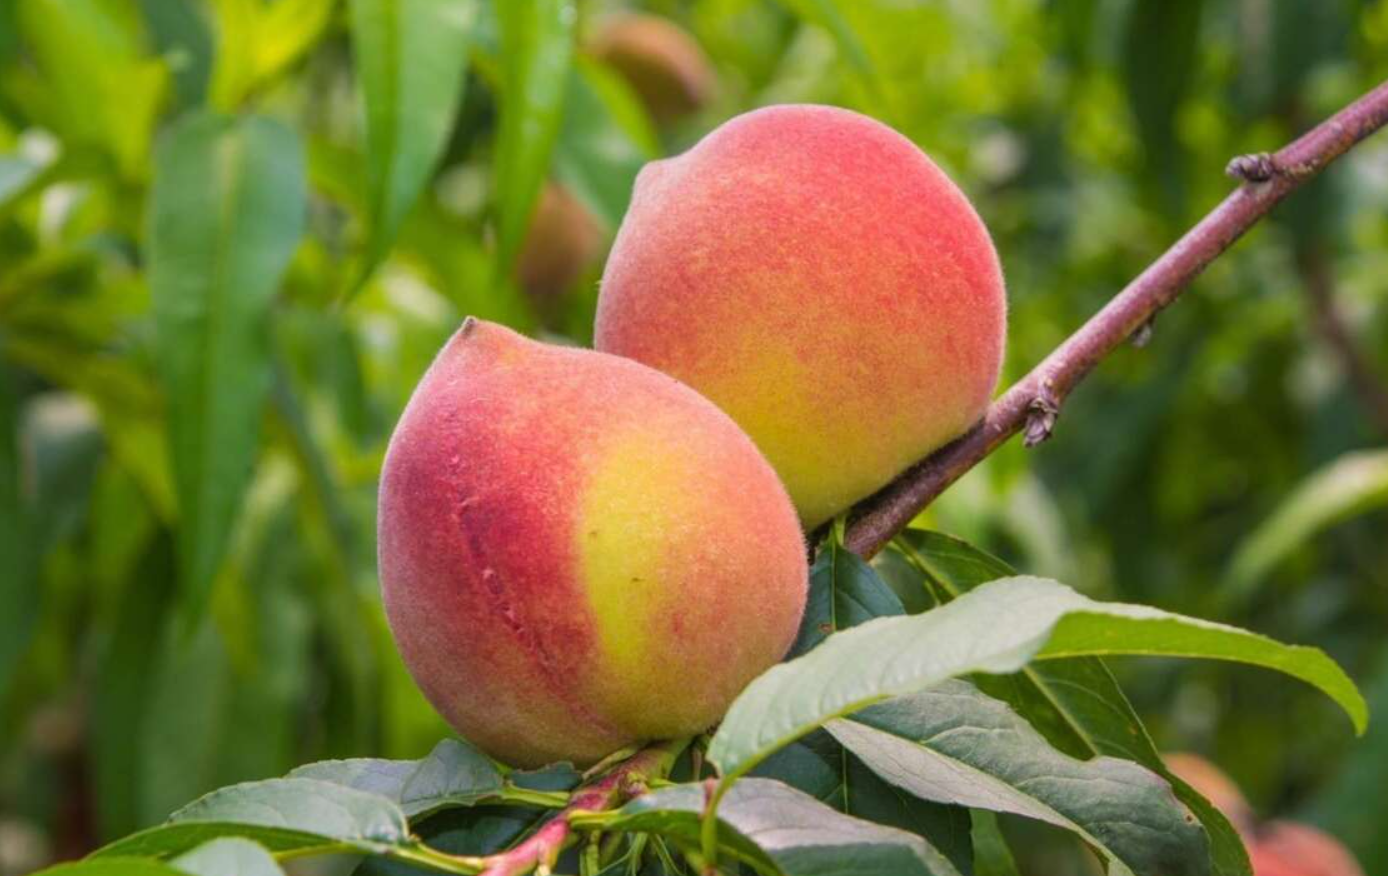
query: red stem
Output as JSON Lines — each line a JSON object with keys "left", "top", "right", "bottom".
{"left": 844, "top": 77, "right": 1388, "bottom": 559}
{"left": 478, "top": 743, "right": 677, "bottom": 876}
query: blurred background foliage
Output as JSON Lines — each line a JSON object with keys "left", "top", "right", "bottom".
{"left": 1, "top": 0, "right": 1387, "bottom": 873}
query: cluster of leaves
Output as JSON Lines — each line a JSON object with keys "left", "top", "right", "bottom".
{"left": 3, "top": 0, "right": 1388, "bottom": 874}
{"left": 29, "top": 530, "right": 1367, "bottom": 876}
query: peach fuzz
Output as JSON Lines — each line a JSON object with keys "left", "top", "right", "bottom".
{"left": 595, "top": 104, "right": 1006, "bottom": 528}
{"left": 377, "top": 319, "right": 807, "bottom": 767}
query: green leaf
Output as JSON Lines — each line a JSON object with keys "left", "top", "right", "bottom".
{"left": 0, "top": 153, "right": 49, "bottom": 212}
{"left": 13, "top": 0, "right": 167, "bottom": 177}
{"left": 831, "top": 681, "right": 1209, "bottom": 876}
{"left": 148, "top": 112, "right": 306, "bottom": 624}
{"left": 1120, "top": 0, "right": 1203, "bottom": 217}
{"left": 137, "top": 0, "right": 215, "bottom": 109}
{"left": 29, "top": 859, "right": 189, "bottom": 876}
{"left": 774, "top": 0, "right": 874, "bottom": 78}
{"left": 1223, "top": 449, "right": 1388, "bottom": 606}
{"left": 290, "top": 738, "right": 505, "bottom": 817}
{"left": 970, "top": 811, "right": 1020, "bottom": 876}
{"left": 894, "top": 531, "right": 1251, "bottom": 876}
{"left": 708, "top": 576, "right": 1366, "bottom": 781}
{"left": 0, "top": 363, "right": 37, "bottom": 704}
{"left": 350, "top": 0, "right": 476, "bottom": 282}
{"left": 791, "top": 531, "right": 905, "bottom": 658}
{"left": 95, "top": 777, "right": 410, "bottom": 858}
{"left": 753, "top": 731, "right": 974, "bottom": 876}
{"left": 173, "top": 837, "right": 285, "bottom": 876}
{"left": 492, "top": 0, "right": 576, "bottom": 273}
{"left": 208, "top": 0, "right": 336, "bottom": 109}
{"left": 552, "top": 57, "right": 657, "bottom": 230}
{"left": 596, "top": 777, "right": 962, "bottom": 876}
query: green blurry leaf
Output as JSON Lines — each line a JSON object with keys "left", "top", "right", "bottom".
{"left": 350, "top": 0, "right": 476, "bottom": 285}
{"left": 791, "top": 529, "right": 905, "bottom": 659}
{"left": 709, "top": 576, "right": 1366, "bottom": 781}
{"left": 209, "top": 0, "right": 335, "bottom": 109}
{"left": 91, "top": 537, "right": 176, "bottom": 839}
{"left": 552, "top": 57, "right": 657, "bottom": 230}
{"left": 1223, "top": 449, "right": 1388, "bottom": 606}
{"left": 174, "top": 838, "right": 285, "bottom": 876}
{"left": 1120, "top": 0, "right": 1202, "bottom": 217}
{"left": 148, "top": 112, "right": 306, "bottom": 623}
{"left": 138, "top": 0, "right": 215, "bottom": 108}
{"left": 290, "top": 738, "right": 506, "bottom": 817}
{"left": 895, "top": 531, "right": 1252, "bottom": 876}
{"left": 831, "top": 681, "right": 1209, "bottom": 876}
{"left": 95, "top": 778, "right": 410, "bottom": 858}
{"left": 13, "top": 0, "right": 166, "bottom": 177}
{"left": 774, "top": 0, "right": 873, "bottom": 78}
{"left": 0, "top": 153, "right": 50, "bottom": 211}
{"left": 0, "top": 363, "right": 37, "bottom": 705}
{"left": 597, "top": 777, "right": 961, "bottom": 876}
{"left": 138, "top": 613, "right": 234, "bottom": 825}
{"left": 492, "top": 0, "right": 575, "bottom": 273}
{"left": 1307, "top": 645, "right": 1388, "bottom": 872}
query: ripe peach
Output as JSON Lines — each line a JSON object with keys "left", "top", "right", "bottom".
{"left": 595, "top": 104, "right": 1006, "bottom": 527}
{"left": 590, "top": 13, "right": 715, "bottom": 124}
{"left": 516, "top": 182, "right": 605, "bottom": 300}
{"left": 1250, "top": 822, "right": 1364, "bottom": 876}
{"left": 377, "top": 319, "right": 807, "bottom": 767}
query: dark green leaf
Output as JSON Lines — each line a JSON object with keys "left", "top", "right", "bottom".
{"left": 148, "top": 112, "right": 306, "bottom": 624}
{"left": 600, "top": 777, "right": 962, "bottom": 876}
{"left": 792, "top": 532, "right": 905, "bottom": 658}
{"left": 832, "top": 681, "right": 1209, "bottom": 876}
{"left": 0, "top": 362, "right": 37, "bottom": 704}
{"left": 894, "top": 531, "right": 1254, "bottom": 876}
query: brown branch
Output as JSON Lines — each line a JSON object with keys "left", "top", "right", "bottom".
{"left": 844, "top": 77, "right": 1388, "bottom": 559}
{"left": 477, "top": 741, "right": 681, "bottom": 876}
{"left": 1295, "top": 243, "right": 1388, "bottom": 437}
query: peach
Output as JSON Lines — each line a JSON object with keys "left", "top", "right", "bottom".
{"left": 595, "top": 104, "right": 1006, "bottom": 528}
{"left": 377, "top": 319, "right": 807, "bottom": 767}
{"left": 1250, "top": 822, "right": 1364, "bottom": 876}
{"left": 516, "top": 182, "right": 605, "bottom": 300}
{"left": 590, "top": 13, "right": 715, "bottom": 124}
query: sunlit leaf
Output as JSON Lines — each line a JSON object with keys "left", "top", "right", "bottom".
{"left": 709, "top": 576, "right": 1366, "bottom": 781}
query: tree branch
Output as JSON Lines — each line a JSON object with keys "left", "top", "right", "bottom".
{"left": 476, "top": 740, "right": 683, "bottom": 876}
{"left": 843, "top": 77, "right": 1388, "bottom": 559}
{"left": 1294, "top": 242, "right": 1388, "bottom": 437}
